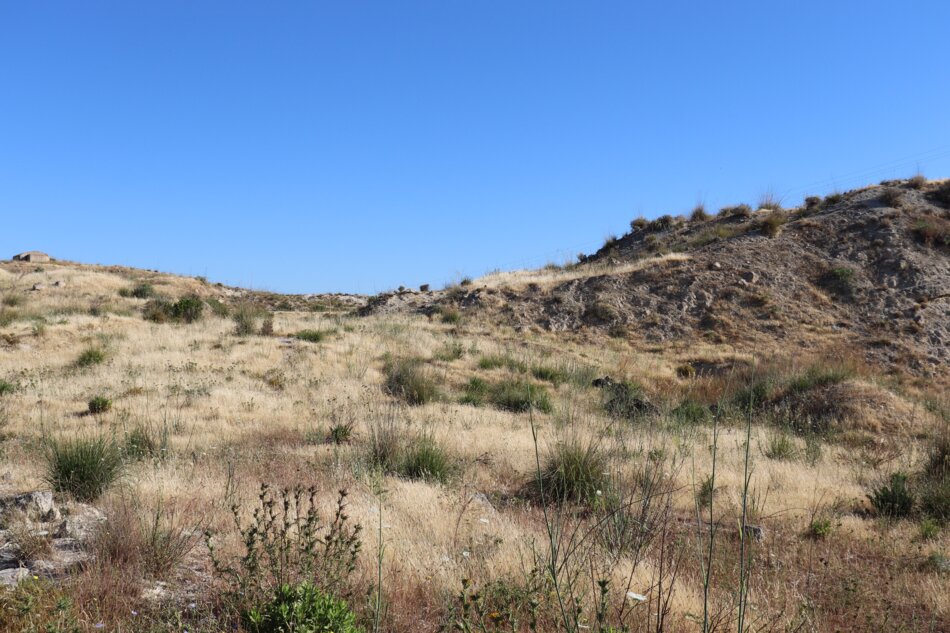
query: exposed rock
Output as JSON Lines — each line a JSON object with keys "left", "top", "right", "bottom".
{"left": 30, "top": 283, "right": 44, "bottom": 291}
{"left": 0, "top": 491, "right": 59, "bottom": 525}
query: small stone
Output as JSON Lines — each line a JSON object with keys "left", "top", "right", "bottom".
{"left": 709, "top": 262, "right": 722, "bottom": 270}
{"left": 31, "top": 283, "right": 44, "bottom": 291}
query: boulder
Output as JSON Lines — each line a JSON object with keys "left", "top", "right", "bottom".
{"left": 0, "top": 491, "right": 59, "bottom": 525}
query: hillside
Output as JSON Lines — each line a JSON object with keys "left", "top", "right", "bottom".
{"left": 363, "top": 178, "right": 950, "bottom": 385}
{"left": 0, "top": 179, "right": 948, "bottom": 633}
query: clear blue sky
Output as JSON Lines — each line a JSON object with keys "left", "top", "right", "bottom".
{"left": 3, "top": 2, "right": 949, "bottom": 294}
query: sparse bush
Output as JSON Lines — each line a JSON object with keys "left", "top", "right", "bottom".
{"left": 911, "top": 216, "right": 950, "bottom": 248}
{"left": 2, "top": 294, "right": 22, "bottom": 307}
{"left": 823, "top": 192, "right": 844, "bottom": 206}
{"left": 919, "top": 517, "right": 940, "bottom": 540}
{"left": 537, "top": 440, "right": 610, "bottom": 505}
{"left": 585, "top": 300, "right": 617, "bottom": 323}
{"left": 763, "top": 432, "right": 796, "bottom": 460}
{"left": 530, "top": 364, "right": 568, "bottom": 384}
{"left": 672, "top": 399, "right": 709, "bottom": 425}
{"left": 327, "top": 422, "right": 354, "bottom": 445}
{"left": 921, "top": 479, "right": 950, "bottom": 523}
{"left": 630, "top": 217, "right": 648, "bottom": 231}
{"left": 690, "top": 204, "right": 709, "bottom": 222}
{"left": 675, "top": 363, "right": 696, "bottom": 379}
{"left": 170, "top": 294, "right": 204, "bottom": 323}
{"left": 489, "top": 379, "right": 552, "bottom": 413}
{"left": 804, "top": 196, "right": 822, "bottom": 209}
{"left": 719, "top": 204, "right": 752, "bottom": 218}
{"left": 232, "top": 304, "right": 263, "bottom": 336}
{"left": 648, "top": 214, "right": 675, "bottom": 231}
{"left": 398, "top": 435, "right": 455, "bottom": 483}
{"left": 460, "top": 377, "right": 490, "bottom": 406}
{"left": 8, "top": 521, "right": 52, "bottom": 563}
{"left": 696, "top": 475, "right": 715, "bottom": 507}
{"left": 207, "top": 486, "right": 362, "bottom": 616}
{"left": 908, "top": 173, "right": 927, "bottom": 189}
{"left": 245, "top": 582, "right": 362, "bottom": 633}
{"left": 868, "top": 472, "right": 915, "bottom": 519}
{"left": 44, "top": 436, "right": 123, "bottom": 501}
{"left": 87, "top": 395, "right": 112, "bottom": 415}
{"left": 123, "top": 424, "right": 168, "bottom": 460}
{"left": 818, "top": 266, "right": 857, "bottom": 299}
{"left": 880, "top": 187, "right": 903, "bottom": 208}
{"left": 784, "top": 363, "right": 853, "bottom": 396}
{"left": 75, "top": 347, "right": 106, "bottom": 368}
{"left": 143, "top": 298, "right": 174, "bottom": 323}
{"left": 757, "top": 193, "right": 782, "bottom": 211}
{"left": 760, "top": 211, "right": 788, "bottom": 237}
{"left": 119, "top": 282, "right": 155, "bottom": 299}
{"left": 206, "top": 297, "right": 230, "bottom": 317}
{"left": 383, "top": 358, "right": 440, "bottom": 405}
{"left": 806, "top": 517, "right": 833, "bottom": 540}
{"left": 0, "top": 379, "right": 14, "bottom": 396}
{"left": 603, "top": 381, "right": 653, "bottom": 421}
{"left": 259, "top": 315, "right": 274, "bottom": 336}
{"left": 437, "top": 306, "right": 462, "bottom": 324}
{"left": 929, "top": 180, "right": 950, "bottom": 206}
{"left": 478, "top": 354, "right": 527, "bottom": 373}
{"left": 295, "top": 329, "right": 334, "bottom": 343}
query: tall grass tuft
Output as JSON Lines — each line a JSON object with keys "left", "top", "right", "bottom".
{"left": 537, "top": 440, "right": 610, "bottom": 505}
{"left": 44, "top": 436, "right": 123, "bottom": 501}
{"left": 383, "top": 358, "right": 440, "bottom": 405}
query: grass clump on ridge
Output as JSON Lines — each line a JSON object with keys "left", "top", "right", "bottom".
{"left": 44, "top": 436, "right": 123, "bottom": 502}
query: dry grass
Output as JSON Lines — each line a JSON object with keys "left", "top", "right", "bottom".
{"left": 472, "top": 253, "right": 691, "bottom": 290}
{"left": 0, "top": 260, "right": 947, "bottom": 632}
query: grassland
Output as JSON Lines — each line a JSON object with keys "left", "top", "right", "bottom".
{"left": 0, "top": 261, "right": 947, "bottom": 632}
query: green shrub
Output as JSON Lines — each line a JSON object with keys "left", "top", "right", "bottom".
{"left": 233, "top": 307, "right": 259, "bottom": 336}
{"left": 719, "top": 204, "right": 752, "bottom": 218}
{"left": 807, "top": 517, "right": 833, "bottom": 540}
{"left": 690, "top": 204, "right": 709, "bottom": 222}
{"left": 383, "top": 358, "right": 440, "bottom": 405}
{"left": 928, "top": 180, "right": 950, "bottom": 206}
{"left": 460, "top": 377, "right": 490, "bottom": 406}
{"left": 119, "top": 282, "right": 155, "bottom": 299}
{"left": 294, "top": 329, "right": 334, "bottom": 343}
{"left": 602, "top": 381, "right": 653, "bottom": 421}
{"left": 920, "top": 479, "right": 950, "bottom": 523}
{"left": 327, "top": 423, "right": 354, "bottom": 445}
{"left": 538, "top": 441, "right": 610, "bottom": 505}
{"left": 911, "top": 216, "right": 950, "bottom": 248}
{"left": 784, "top": 364, "right": 853, "bottom": 395}
{"left": 397, "top": 436, "right": 455, "bottom": 483}
{"left": 75, "top": 347, "right": 106, "bottom": 368}
{"left": 437, "top": 306, "right": 462, "bottom": 324}
{"left": 919, "top": 517, "right": 941, "bottom": 540}
{"left": 530, "top": 364, "right": 568, "bottom": 385}
{"left": 123, "top": 424, "right": 169, "bottom": 460}
{"left": 87, "top": 396, "right": 112, "bottom": 415}
{"left": 763, "top": 432, "right": 796, "bottom": 460}
{"left": 170, "top": 295, "right": 204, "bottom": 323}
{"left": 44, "top": 436, "right": 123, "bottom": 501}
{"left": 818, "top": 266, "right": 857, "bottom": 299}
{"left": 0, "top": 380, "right": 14, "bottom": 396}
{"left": 823, "top": 192, "right": 844, "bottom": 206}
{"left": 696, "top": 475, "right": 715, "bottom": 507}
{"left": 489, "top": 380, "right": 552, "bottom": 414}
{"left": 760, "top": 211, "right": 788, "bottom": 237}
{"left": 868, "top": 472, "right": 915, "bottom": 519}
{"left": 672, "top": 399, "right": 710, "bottom": 425}
{"left": 207, "top": 487, "right": 362, "bottom": 624}
{"left": 478, "top": 354, "right": 527, "bottom": 373}
{"left": 205, "top": 297, "right": 230, "bottom": 317}
{"left": 245, "top": 582, "right": 362, "bottom": 633}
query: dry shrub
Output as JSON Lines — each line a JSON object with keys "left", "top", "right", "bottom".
{"left": 95, "top": 492, "right": 204, "bottom": 579}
